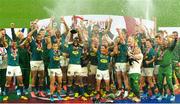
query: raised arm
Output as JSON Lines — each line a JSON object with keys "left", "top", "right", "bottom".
{"left": 29, "top": 19, "right": 38, "bottom": 39}
{"left": 169, "top": 36, "right": 178, "bottom": 51}
{"left": 61, "top": 17, "right": 69, "bottom": 35}
{"left": 104, "top": 18, "right": 112, "bottom": 33}
{"left": 48, "top": 17, "right": 55, "bottom": 29}
{"left": 10, "top": 23, "right": 17, "bottom": 41}
{"left": 68, "top": 30, "right": 73, "bottom": 43}
{"left": 46, "top": 35, "right": 52, "bottom": 49}
{"left": 116, "top": 28, "right": 125, "bottom": 44}
{"left": 20, "top": 27, "right": 38, "bottom": 46}
{"left": 77, "top": 27, "right": 83, "bottom": 44}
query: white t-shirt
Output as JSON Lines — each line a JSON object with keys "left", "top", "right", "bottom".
{"left": 128, "top": 53, "right": 143, "bottom": 74}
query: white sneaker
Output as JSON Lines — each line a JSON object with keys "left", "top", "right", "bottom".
{"left": 16, "top": 89, "right": 21, "bottom": 96}
{"left": 170, "top": 95, "right": 175, "bottom": 102}
{"left": 157, "top": 95, "right": 163, "bottom": 101}
{"left": 132, "top": 96, "right": 141, "bottom": 103}
{"left": 123, "top": 90, "right": 128, "bottom": 98}
{"left": 115, "top": 90, "right": 122, "bottom": 97}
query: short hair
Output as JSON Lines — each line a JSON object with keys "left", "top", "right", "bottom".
{"left": 39, "top": 29, "right": 45, "bottom": 32}
{"left": 0, "top": 28, "right": 5, "bottom": 31}
{"left": 172, "top": 31, "right": 178, "bottom": 35}
{"left": 155, "top": 35, "right": 161, "bottom": 39}
{"left": 146, "top": 39, "right": 152, "bottom": 43}
{"left": 37, "top": 33, "right": 41, "bottom": 36}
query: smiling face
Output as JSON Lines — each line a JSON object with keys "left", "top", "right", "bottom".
{"left": 155, "top": 36, "right": 163, "bottom": 45}
{"left": 73, "top": 38, "right": 79, "bottom": 47}
{"left": 11, "top": 41, "right": 17, "bottom": 49}
{"left": 127, "top": 37, "right": 134, "bottom": 47}
{"left": 52, "top": 43, "right": 59, "bottom": 51}
{"left": 93, "top": 25, "right": 99, "bottom": 34}
{"left": 39, "top": 30, "right": 46, "bottom": 37}
{"left": 100, "top": 45, "right": 105, "bottom": 52}
{"left": 36, "top": 34, "right": 42, "bottom": 43}
{"left": 55, "top": 30, "right": 61, "bottom": 37}
{"left": 146, "top": 40, "right": 152, "bottom": 48}
{"left": 0, "top": 29, "right": 6, "bottom": 36}
{"left": 100, "top": 45, "right": 108, "bottom": 55}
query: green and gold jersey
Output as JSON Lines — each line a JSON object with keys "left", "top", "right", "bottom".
{"left": 6, "top": 46, "right": 19, "bottom": 66}
{"left": 30, "top": 39, "right": 44, "bottom": 61}
{"left": 49, "top": 49, "right": 61, "bottom": 69}
{"left": 68, "top": 44, "right": 83, "bottom": 65}
{"left": 97, "top": 50, "right": 110, "bottom": 71}
{"left": 115, "top": 44, "right": 128, "bottom": 63}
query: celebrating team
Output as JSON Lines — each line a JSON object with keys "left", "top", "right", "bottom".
{"left": 0, "top": 16, "right": 179, "bottom": 103}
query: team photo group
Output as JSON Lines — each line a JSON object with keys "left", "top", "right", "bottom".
{"left": 0, "top": 15, "right": 180, "bottom": 103}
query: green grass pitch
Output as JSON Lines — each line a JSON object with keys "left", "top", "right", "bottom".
{"left": 0, "top": 0, "right": 180, "bottom": 28}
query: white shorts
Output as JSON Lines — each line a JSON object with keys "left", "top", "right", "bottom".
{"left": 67, "top": 64, "right": 81, "bottom": 77}
{"left": 89, "top": 65, "right": 97, "bottom": 75}
{"left": 80, "top": 67, "right": 88, "bottom": 77}
{"left": 141, "top": 68, "right": 154, "bottom": 76}
{"left": 115, "top": 63, "right": 127, "bottom": 72}
{"left": 30, "top": 61, "right": 44, "bottom": 71}
{"left": 154, "top": 65, "right": 160, "bottom": 75}
{"left": 49, "top": 68, "right": 62, "bottom": 77}
{"left": 6, "top": 66, "right": 22, "bottom": 77}
{"left": 96, "top": 69, "right": 110, "bottom": 80}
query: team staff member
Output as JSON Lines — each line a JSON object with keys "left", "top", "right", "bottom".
{"left": 128, "top": 46, "right": 143, "bottom": 103}
{"left": 157, "top": 35, "right": 178, "bottom": 102}
{"left": 172, "top": 32, "right": 180, "bottom": 87}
